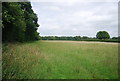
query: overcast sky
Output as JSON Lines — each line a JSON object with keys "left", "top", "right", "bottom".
{"left": 31, "top": 0, "right": 118, "bottom": 37}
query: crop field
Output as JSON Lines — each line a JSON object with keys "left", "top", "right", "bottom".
{"left": 2, "top": 41, "right": 118, "bottom": 79}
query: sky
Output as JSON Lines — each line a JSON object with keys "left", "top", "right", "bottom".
{"left": 31, "top": 0, "right": 118, "bottom": 37}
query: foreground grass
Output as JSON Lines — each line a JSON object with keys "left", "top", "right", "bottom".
{"left": 2, "top": 41, "right": 118, "bottom": 79}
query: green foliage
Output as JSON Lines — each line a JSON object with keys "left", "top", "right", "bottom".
{"left": 2, "top": 2, "right": 26, "bottom": 42}
{"left": 82, "top": 36, "right": 89, "bottom": 39}
{"left": 41, "top": 36, "right": 119, "bottom": 43}
{"left": 2, "top": 2, "right": 39, "bottom": 42}
{"left": 74, "top": 36, "right": 81, "bottom": 40}
{"left": 112, "top": 37, "right": 118, "bottom": 39}
{"left": 20, "top": 2, "right": 39, "bottom": 41}
{"left": 96, "top": 31, "right": 110, "bottom": 39}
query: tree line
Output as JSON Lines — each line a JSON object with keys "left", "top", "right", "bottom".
{"left": 2, "top": 2, "right": 40, "bottom": 42}
{"left": 41, "top": 36, "right": 90, "bottom": 40}
{"left": 41, "top": 36, "right": 120, "bottom": 42}
{"left": 40, "top": 31, "right": 120, "bottom": 42}
{"left": 41, "top": 36, "right": 120, "bottom": 40}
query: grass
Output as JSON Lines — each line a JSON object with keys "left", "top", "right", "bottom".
{"left": 2, "top": 41, "right": 118, "bottom": 79}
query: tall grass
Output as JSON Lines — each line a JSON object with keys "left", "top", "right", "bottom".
{"left": 2, "top": 41, "right": 118, "bottom": 79}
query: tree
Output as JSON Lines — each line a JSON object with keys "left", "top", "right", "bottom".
{"left": 118, "top": 36, "right": 120, "bottom": 41}
{"left": 2, "top": 2, "right": 40, "bottom": 42}
{"left": 82, "top": 36, "right": 89, "bottom": 39}
{"left": 96, "top": 31, "right": 110, "bottom": 39}
{"left": 112, "top": 37, "right": 118, "bottom": 39}
{"left": 19, "top": 2, "right": 39, "bottom": 41}
{"left": 74, "top": 36, "right": 81, "bottom": 40}
{"left": 2, "top": 2, "right": 26, "bottom": 42}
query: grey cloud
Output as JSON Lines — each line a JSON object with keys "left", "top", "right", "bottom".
{"left": 31, "top": 1, "right": 118, "bottom": 37}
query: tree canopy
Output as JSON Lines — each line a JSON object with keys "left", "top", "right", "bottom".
{"left": 96, "top": 31, "right": 110, "bottom": 39}
{"left": 2, "top": 2, "right": 40, "bottom": 42}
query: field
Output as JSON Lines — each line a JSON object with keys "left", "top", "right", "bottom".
{"left": 2, "top": 41, "right": 118, "bottom": 79}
